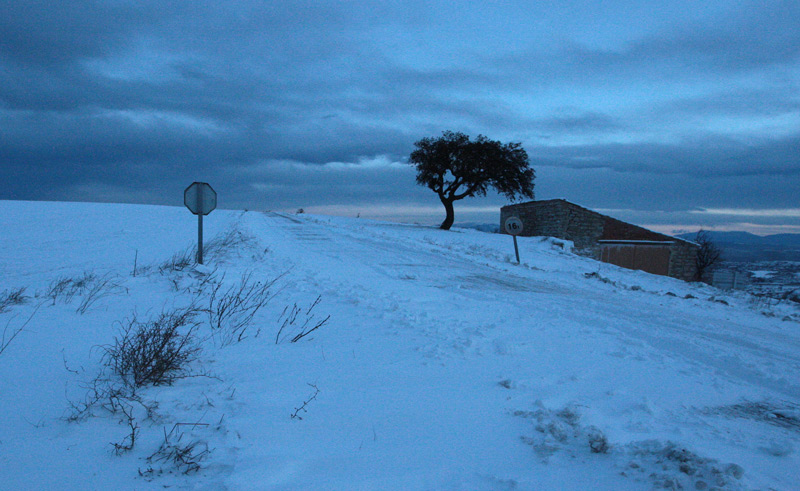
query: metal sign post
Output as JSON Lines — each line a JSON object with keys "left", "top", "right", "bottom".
{"left": 504, "top": 216, "right": 523, "bottom": 264}
{"left": 184, "top": 182, "right": 217, "bottom": 264}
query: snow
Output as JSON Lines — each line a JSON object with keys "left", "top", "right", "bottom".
{"left": 1, "top": 200, "right": 799, "bottom": 490}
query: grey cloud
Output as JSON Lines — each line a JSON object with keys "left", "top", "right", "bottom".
{"left": 651, "top": 87, "right": 800, "bottom": 119}
{"left": 0, "top": 1, "right": 142, "bottom": 66}
{"left": 576, "top": 1, "right": 800, "bottom": 75}
{"left": 644, "top": 1, "right": 800, "bottom": 72}
{"left": 536, "top": 164, "right": 800, "bottom": 212}
{"left": 534, "top": 111, "right": 624, "bottom": 134}
{"left": 529, "top": 134, "right": 800, "bottom": 177}
{"left": 486, "top": 0, "right": 799, "bottom": 93}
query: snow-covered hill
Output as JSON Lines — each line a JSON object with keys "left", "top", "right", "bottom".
{"left": 1, "top": 201, "right": 799, "bottom": 490}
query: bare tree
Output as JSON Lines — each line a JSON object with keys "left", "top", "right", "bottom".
{"left": 694, "top": 229, "right": 722, "bottom": 282}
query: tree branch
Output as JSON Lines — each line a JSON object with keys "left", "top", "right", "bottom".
{"left": 452, "top": 183, "right": 482, "bottom": 200}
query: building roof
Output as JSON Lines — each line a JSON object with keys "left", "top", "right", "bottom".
{"left": 503, "top": 199, "right": 697, "bottom": 246}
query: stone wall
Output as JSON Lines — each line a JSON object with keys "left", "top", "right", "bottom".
{"left": 501, "top": 199, "right": 700, "bottom": 281}
{"left": 668, "top": 242, "right": 698, "bottom": 281}
{"left": 500, "top": 199, "right": 604, "bottom": 255}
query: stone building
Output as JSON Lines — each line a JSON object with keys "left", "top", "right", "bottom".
{"left": 500, "top": 199, "right": 699, "bottom": 281}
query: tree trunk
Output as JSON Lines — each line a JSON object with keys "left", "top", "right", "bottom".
{"left": 439, "top": 198, "right": 455, "bottom": 230}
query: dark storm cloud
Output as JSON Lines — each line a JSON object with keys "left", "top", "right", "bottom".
{"left": 1, "top": 0, "right": 798, "bottom": 232}
{"left": 0, "top": 2, "right": 439, "bottom": 167}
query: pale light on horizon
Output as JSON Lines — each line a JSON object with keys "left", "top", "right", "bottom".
{"left": 648, "top": 223, "right": 800, "bottom": 236}
{"left": 690, "top": 208, "right": 800, "bottom": 218}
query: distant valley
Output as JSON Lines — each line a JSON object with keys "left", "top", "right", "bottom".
{"left": 675, "top": 231, "right": 800, "bottom": 262}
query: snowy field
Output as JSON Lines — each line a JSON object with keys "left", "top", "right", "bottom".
{"left": 1, "top": 200, "right": 799, "bottom": 490}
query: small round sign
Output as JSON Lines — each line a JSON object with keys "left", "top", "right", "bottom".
{"left": 504, "top": 216, "right": 523, "bottom": 236}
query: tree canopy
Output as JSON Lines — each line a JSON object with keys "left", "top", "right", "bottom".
{"left": 409, "top": 131, "right": 535, "bottom": 230}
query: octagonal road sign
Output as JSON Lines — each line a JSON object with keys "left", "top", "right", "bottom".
{"left": 184, "top": 182, "right": 217, "bottom": 216}
{"left": 504, "top": 216, "right": 523, "bottom": 236}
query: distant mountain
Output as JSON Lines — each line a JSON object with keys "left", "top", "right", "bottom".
{"left": 762, "top": 234, "right": 800, "bottom": 247}
{"left": 676, "top": 231, "right": 800, "bottom": 262}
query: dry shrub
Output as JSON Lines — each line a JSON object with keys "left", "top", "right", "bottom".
{"left": 102, "top": 307, "right": 201, "bottom": 388}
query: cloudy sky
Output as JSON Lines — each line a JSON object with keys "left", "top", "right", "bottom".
{"left": 1, "top": 1, "right": 798, "bottom": 234}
